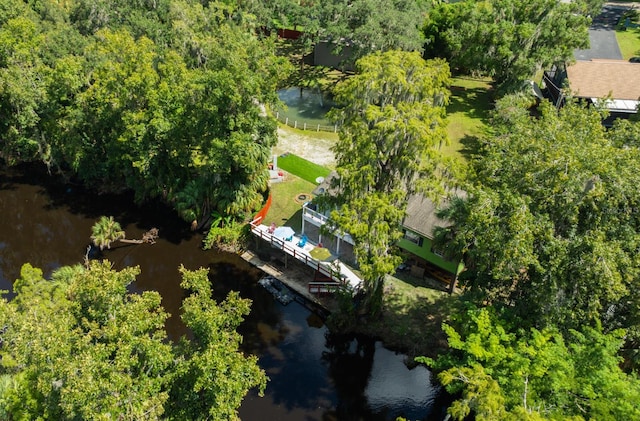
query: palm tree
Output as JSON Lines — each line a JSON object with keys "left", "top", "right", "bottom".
{"left": 91, "top": 216, "right": 125, "bottom": 250}
{"left": 91, "top": 216, "right": 159, "bottom": 251}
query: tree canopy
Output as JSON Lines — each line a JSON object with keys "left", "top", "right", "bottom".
{"left": 434, "top": 98, "right": 640, "bottom": 361}
{"left": 247, "top": 0, "right": 429, "bottom": 68}
{"left": 0, "top": 0, "right": 292, "bottom": 225}
{"left": 420, "top": 307, "right": 640, "bottom": 421}
{"left": 326, "top": 50, "right": 451, "bottom": 315}
{"left": 0, "top": 261, "right": 266, "bottom": 420}
{"left": 423, "top": 0, "right": 599, "bottom": 93}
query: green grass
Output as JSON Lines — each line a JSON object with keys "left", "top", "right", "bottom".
{"left": 262, "top": 175, "right": 316, "bottom": 231}
{"left": 444, "top": 76, "right": 493, "bottom": 161}
{"left": 276, "top": 153, "right": 331, "bottom": 184}
{"left": 616, "top": 28, "right": 640, "bottom": 60}
{"left": 352, "top": 276, "right": 465, "bottom": 359}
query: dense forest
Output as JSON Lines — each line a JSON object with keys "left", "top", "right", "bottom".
{"left": 3, "top": 0, "right": 640, "bottom": 420}
{"left": 0, "top": 0, "right": 292, "bottom": 228}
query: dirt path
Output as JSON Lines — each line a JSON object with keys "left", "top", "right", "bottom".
{"left": 274, "top": 126, "right": 337, "bottom": 168}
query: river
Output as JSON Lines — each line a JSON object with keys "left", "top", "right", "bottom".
{"left": 0, "top": 165, "right": 448, "bottom": 420}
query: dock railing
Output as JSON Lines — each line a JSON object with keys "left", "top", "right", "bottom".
{"left": 250, "top": 220, "right": 352, "bottom": 291}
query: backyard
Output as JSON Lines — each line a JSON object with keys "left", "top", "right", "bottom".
{"left": 257, "top": 76, "right": 492, "bottom": 358}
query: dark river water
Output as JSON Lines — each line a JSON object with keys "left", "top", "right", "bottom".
{"left": 0, "top": 165, "right": 448, "bottom": 421}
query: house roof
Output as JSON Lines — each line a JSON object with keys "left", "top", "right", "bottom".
{"left": 403, "top": 191, "right": 466, "bottom": 239}
{"left": 312, "top": 171, "right": 465, "bottom": 240}
{"left": 566, "top": 60, "right": 640, "bottom": 101}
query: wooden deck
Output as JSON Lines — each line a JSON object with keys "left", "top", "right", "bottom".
{"left": 249, "top": 220, "right": 363, "bottom": 294}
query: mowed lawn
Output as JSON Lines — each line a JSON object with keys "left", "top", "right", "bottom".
{"left": 616, "top": 28, "right": 640, "bottom": 59}
{"left": 276, "top": 153, "right": 331, "bottom": 184}
{"left": 444, "top": 76, "right": 493, "bottom": 160}
{"left": 262, "top": 175, "right": 316, "bottom": 231}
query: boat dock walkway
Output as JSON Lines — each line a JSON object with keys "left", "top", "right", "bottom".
{"left": 249, "top": 221, "right": 363, "bottom": 291}
{"left": 240, "top": 248, "right": 339, "bottom": 313}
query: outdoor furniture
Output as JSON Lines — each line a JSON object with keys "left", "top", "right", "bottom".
{"left": 297, "top": 234, "right": 307, "bottom": 248}
{"left": 273, "top": 226, "right": 295, "bottom": 242}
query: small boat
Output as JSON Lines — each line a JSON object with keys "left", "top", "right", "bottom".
{"left": 258, "top": 275, "right": 294, "bottom": 305}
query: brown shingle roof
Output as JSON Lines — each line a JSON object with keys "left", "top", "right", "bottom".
{"left": 566, "top": 60, "right": 640, "bottom": 100}
{"left": 403, "top": 190, "right": 466, "bottom": 239}
{"left": 313, "top": 171, "right": 466, "bottom": 239}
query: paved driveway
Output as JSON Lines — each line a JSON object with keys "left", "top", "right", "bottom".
{"left": 574, "top": 5, "right": 624, "bottom": 60}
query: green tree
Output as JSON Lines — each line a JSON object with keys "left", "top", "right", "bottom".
{"left": 424, "top": 0, "right": 598, "bottom": 93}
{"left": 327, "top": 50, "right": 451, "bottom": 315}
{"left": 320, "top": 0, "right": 429, "bottom": 64}
{"left": 435, "top": 99, "right": 640, "bottom": 336}
{"left": 420, "top": 307, "right": 640, "bottom": 420}
{"left": 0, "top": 261, "right": 266, "bottom": 420}
{"left": 167, "top": 266, "right": 267, "bottom": 419}
{"left": 90, "top": 216, "right": 158, "bottom": 250}
{"left": 90, "top": 215, "right": 125, "bottom": 250}
{"left": 0, "top": 14, "right": 50, "bottom": 164}
{"left": 1, "top": 2, "right": 291, "bottom": 226}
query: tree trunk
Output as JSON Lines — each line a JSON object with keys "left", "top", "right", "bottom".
{"left": 120, "top": 239, "right": 144, "bottom": 245}
{"left": 448, "top": 275, "right": 459, "bottom": 295}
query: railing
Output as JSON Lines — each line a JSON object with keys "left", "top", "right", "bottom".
{"left": 275, "top": 111, "right": 339, "bottom": 133}
{"left": 301, "top": 204, "right": 356, "bottom": 246}
{"left": 302, "top": 206, "right": 329, "bottom": 226}
{"left": 250, "top": 222, "right": 349, "bottom": 286}
{"left": 308, "top": 281, "right": 341, "bottom": 295}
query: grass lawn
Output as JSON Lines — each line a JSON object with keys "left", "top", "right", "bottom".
{"left": 444, "top": 76, "right": 493, "bottom": 161}
{"left": 262, "top": 175, "right": 316, "bottom": 231}
{"left": 277, "top": 153, "right": 331, "bottom": 184}
{"left": 616, "top": 28, "right": 640, "bottom": 60}
{"left": 353, "top": 275, "right": 466, "bottom": 359}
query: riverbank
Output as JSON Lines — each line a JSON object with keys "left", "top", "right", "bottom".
{"left": 266, "top": 125, "right": 462, "bottom": 362}
{"left": 239, "top": 238, "right": 459, "bottom": 362}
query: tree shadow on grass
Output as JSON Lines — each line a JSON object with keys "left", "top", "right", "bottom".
{"left": 390, "top": 292, "right": 466, "bottom": 359}
{"left": 447, "top": 85, "right": 494, "bottom": 121}
{"left": 284, "top": 208, "right": 303, "bottom": 232}
{"left": 357, "top": 285, "right": 471, "bottom": 362}
{"left": 458, "top": 134, "right": 484, "bottom": 161}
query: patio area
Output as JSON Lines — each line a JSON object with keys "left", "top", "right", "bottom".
{"left": 249, "top": 221, "right": 362, "bottom": 291}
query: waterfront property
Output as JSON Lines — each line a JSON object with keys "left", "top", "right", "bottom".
{"left": 249, "top": 218, "right": 363, "bottom": 295}
{"left": 302, "top": 173, "right": 465, "bottom": 290}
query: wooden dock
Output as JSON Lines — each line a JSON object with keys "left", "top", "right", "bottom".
{"left": 249, "top": 221, "right": 363, "bottom": 292}
{"left": 240, "top": 248, "right": 339, "bottom": 313}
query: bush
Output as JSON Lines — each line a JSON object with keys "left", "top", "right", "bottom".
{"left": 203, "top": 222, "right": 248, "bottom": 253}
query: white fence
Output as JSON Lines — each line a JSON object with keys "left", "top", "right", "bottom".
{"left": 275, "top": 111, "right": 339, "bottom": 133}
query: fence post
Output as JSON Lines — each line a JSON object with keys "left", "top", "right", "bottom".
{"left": 276, "top": 111, "right": 279, "bottom": 120}
{"left": 285, "top": 117, "right": 288, "bottom": 126}
{"left": 294, "top": 120, "right": 297, "bottom": 129}
{"left": 317, "top": 124, "right": 320, "bottom": 132}
{"left": 303, "top": 122, "right": 306, "bottom": 130}
{"left": 334, "top": 125, "right": 337, "bottom": 133}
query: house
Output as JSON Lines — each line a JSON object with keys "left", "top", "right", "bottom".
{"left": 301, "top": 172, "right": 465, "bottom": 289}
{"left": 399, "top": 194, "right": 465, "bottom": 287}
{"left": 543, "top": 60, "right": 640, "bottom": 124}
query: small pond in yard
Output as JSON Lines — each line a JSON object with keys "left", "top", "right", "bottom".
{"left": 0, "top": 164, "right": 449, "bottom": 420}
{"left": 277, "top": 87, "right": 335, "bottom": 129}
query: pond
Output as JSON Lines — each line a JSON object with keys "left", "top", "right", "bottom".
{"left": 277, "top": 87, "right": 335, "bottom": 129}
{"left": 0, "top": 164, "right": 449, "bottom": 420}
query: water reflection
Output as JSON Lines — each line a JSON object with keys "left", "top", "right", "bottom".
{"left": 0, "top": 165, "right": 446, "bottom": 420}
